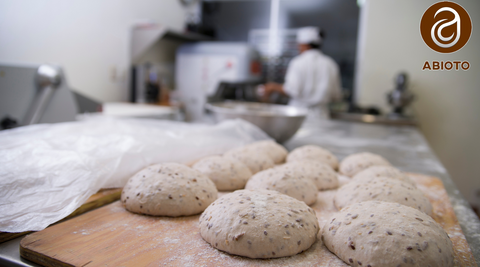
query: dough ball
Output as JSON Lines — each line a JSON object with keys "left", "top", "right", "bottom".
{"left": 224, "top": 147, "right": 275, "bottom": 174}
{"left": 339, "top": 152, "right": 391, "bottom": 177}
{"left": 244, "top": 140, "right": 288, "bottom": 164}
{"left": 354, "top": 165, "right": 415, "bottom": 186}
{"left": 245, "top": 166, "right": 317, "bottom": 205}
{"left": 199, "top": 189, "right": 319, "bottom": 259}
{"left": 282, "top": 160, "right": 339, "bottom": 190}
{"left": 192, "top": 156, "right": 252, "bottom": 191}
{"left": 334, "top": 176, "right": 433, "bottom": 215}
{"left": 121, "top": 163, "right": 218, "bottom": 217}
{"left": 286, "top": 145, "right": 339, "bottom": 170}
{"left": 322, "top": 201, "right": 454, "bottom": 267}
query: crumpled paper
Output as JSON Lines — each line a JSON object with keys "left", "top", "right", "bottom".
{"left": 0, "top": 117, "right": 269, "bottom": 232}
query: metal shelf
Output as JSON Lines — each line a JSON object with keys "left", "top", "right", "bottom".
{"left": 130, "top": 23, "right": 212, "bottom": 63}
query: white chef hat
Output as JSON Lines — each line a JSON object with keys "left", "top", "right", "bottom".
{"left": 296, "top": 27, "right": 321, "bottom": 45}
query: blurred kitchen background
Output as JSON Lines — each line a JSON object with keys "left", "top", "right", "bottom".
{"left": 0, "top": 0, "right": 479, "bottom": 212}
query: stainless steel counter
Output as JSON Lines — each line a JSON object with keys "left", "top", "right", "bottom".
{"left": 1, "top": 117, "right": 479, "bottom": 266}
{"left": 285, "top": 118, "right": 480, "bottom": 265}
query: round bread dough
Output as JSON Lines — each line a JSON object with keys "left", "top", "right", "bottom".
{"left": 245, "top": 166, "right": 318, "bottom": 205}
{"left": 224, "top": 147, "right": 275, "bottom": 174}
{"left": 282, "top": 160, "right": 339, "bottom": 190}
{"left": 322, "top": 201, "right": 454, "bottom": 267}
{"left": 192, "top": 156, "right": 252, "bottom": 191}
{"left": 353, "top": 165, "right": 415, "bottom": 186}
{"left": 286, "top": 145, "right": 339, "bottom": 170}
{"left": 334, "top": 176, "right": 433, "bottom": 215}
{"left": 244, "top": 140, "right": 288, "bottom": 164}
{"left": 339, "top": 152, "right": 391, "bottom": 177}
{"left": 121, "top": 163, "right": 218, "bottom": 216}
{"left": 199, "top": 189, "right": 319, "bottom": 258}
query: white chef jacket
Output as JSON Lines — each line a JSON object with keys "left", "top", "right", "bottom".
{"left": 283, "top": 50, "right": 342, "bottom": 109}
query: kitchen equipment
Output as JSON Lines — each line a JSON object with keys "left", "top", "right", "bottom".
{"left": 387, "top": 72, "right": 415, "bottom": 117}
{"left": 206, "top": 101, "right": 307, "bottom": 143}
{"left": 0, "top": 63, "right": 78, "bottom": 129}
{"left": 175, "top": 42, "right": 262, "bottom": 121}
{"left": 209, "top": 81, "right": 290, "bottom": 105}
{"left": 131, "top": 63, "right": 170, "bottom": 104}
{"left": 19, "top": 174, "right": 474, "bottom": 266}
{"left": 209, "top": 81, "right": 261, "bottom": 102}
{"left": 23, "top": 65, "right": 62, "bottom": 125}
{"left": 249, "top": 29, "right": 299, "bottom": 83}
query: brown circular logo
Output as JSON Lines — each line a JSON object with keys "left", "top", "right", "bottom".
{"left": 420, "top": 1, "right": 472, "bottom": 53}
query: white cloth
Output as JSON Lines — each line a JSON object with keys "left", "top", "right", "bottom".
{"left": 297, "top": 27, "right": 321, "bottom": 44}
{"left": 283, "top": 49, "right": 342, "bottom": 109}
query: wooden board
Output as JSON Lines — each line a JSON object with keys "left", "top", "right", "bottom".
{"left": 0, "top": 188, "right": 122, "bottom": 244}
{"left": 19, "top": 174, "right": 477, "bottom": 267}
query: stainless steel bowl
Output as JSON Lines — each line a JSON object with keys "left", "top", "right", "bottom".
{"left": 206, "top": 102, "right": 308, "bottom": 143}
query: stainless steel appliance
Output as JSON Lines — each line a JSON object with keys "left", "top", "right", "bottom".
{"left": 206, "top": 101, "right": 307, "bottom": 143}
{"left": 175, "top": 42, "right": 262, "bottom": 121}
{"left": 0, "top": 63, "right": 78, "bottom": 129}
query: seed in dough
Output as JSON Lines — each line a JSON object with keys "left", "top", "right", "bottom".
{"left": 282, "top": 160, "right": 339, "bottom": 190}
{"left": 339, "top": 152, "right": 391, "bottom": 177}
{"left": 244, "top": 140, "right": 288, "bottom": 164}
{"left": 224, "top": 147, "right": 275, "bottom": 174}
{"left": 199, "top": 189, "right": 319, "bottom": 258}
{"left": 121, "top": 163, "right": 217, "bottom": 216}
{"left": 286, "top": 145, "right": 339, "bottom": 170}
{"left": 322, "top": 201, "right": 454, "bottom": 267}
{"left": 192, "top": 156, "right": 252, "bottom": 191}
{"left": 353, "top": 165, "right": 415, "bottom": 186}
{"left": 245, "top": 166, "right": 318, "bottom": 205}
{"left": 334, "top": 176, "right": 433, "bottom": 215}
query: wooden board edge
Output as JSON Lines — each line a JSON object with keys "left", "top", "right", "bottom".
{"left": 20, "top": 244, "right": 74, "bottom": 267}
{"left": 60, "top": 189, "right": 121, "bottom": 222}
{"left": 0, "top": 189, "right": 122, "bottom": 244}
{"left": 0, "top": 231, "right": 32, "bottom": 244}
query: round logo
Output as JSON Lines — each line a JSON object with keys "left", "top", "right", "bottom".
{"left": 420, "top": 1, "right": 472, "bottom": 53}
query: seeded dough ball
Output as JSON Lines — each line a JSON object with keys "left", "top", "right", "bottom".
{"left": 334, "top": 176, "right": 433, "bottom": 215}
{"left": 282, "top": 160, "right": 339, "bottom": 190}
{"left": 244, "top": 140, "right": 288, "bottom": 164}
{"left": 199, "top": 189, "right": 319, "bottom": 258}
{"left": 353, "top": 165, "right": 415, "bottom": 186}
{"left": 121, "top": 163, "right": 218, "bottom": 217}
{"left": 245, "top": 166, "right": 318, "bottom": 205}
{"left": 192, "top": 156, "right": 252, "bottom": 191}
{"left": 339, "top": 152, "right": 391, "bottom": 177}
{"left": 286, "top": 145, "right": 339, "bottom": 170}
{"left": 224, "top": 147, "right": 275, "bottom": 174}
{"left": 322, "top": 201, "right": 454, "bottom": 267}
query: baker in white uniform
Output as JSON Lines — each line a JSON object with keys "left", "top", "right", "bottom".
{"left": 263, "top": 27, "right": 342, "bottom": 117}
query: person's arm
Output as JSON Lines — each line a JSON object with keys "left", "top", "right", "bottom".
{"left": 261, "top": 57, "right": 302, "bottom": 101}
{"left": 263, "top": 82, "right": 286, "bottom": 99}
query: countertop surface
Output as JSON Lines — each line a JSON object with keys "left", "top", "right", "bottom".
{"left": 1, "top": 117, "right": 479, "bottom": 266}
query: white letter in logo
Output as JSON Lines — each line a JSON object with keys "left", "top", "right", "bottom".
{"left": 431, "top": 7, "right": 461, "bottom": 48}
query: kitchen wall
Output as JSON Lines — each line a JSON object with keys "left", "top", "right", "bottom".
{"left": 0, "top": 0, "right": 186, "bottom": 102}
{"left": 355, "top": 0, "right": 480, "bottom": 205}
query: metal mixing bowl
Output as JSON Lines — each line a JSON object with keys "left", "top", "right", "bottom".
{"left": 206, "top": 101, "right": 308, "bottom": 143}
